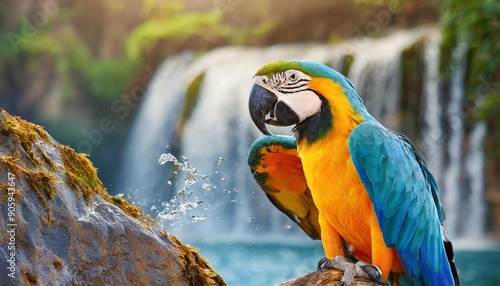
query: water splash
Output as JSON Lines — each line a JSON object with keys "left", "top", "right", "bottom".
{"left": 157, "top": 153, "right": 210, "bottom": 223}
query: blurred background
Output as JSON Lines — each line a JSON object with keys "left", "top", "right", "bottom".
{"left": 1, "top": 0, "right": 499, "bottom": 284}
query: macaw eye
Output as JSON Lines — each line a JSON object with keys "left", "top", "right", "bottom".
{"left": 288, "top": 72, "right": 299, "bottom": 83}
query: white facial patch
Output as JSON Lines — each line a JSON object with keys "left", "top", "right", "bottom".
{"left": 277, "top": 90, "right": 322, "bottom": 121}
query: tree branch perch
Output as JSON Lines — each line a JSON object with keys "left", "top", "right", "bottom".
{"left": 279, "top": 269, "right": 386, "bottom": 286}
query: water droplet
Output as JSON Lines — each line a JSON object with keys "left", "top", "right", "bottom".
{"left": 221, "top": 177, "right": 226, "bottom": 181}
{"left": 116, "top": 193, "right": 124, "bottom": 197}
{"left": 192, "top": 215, "right": 207, "bottom": 222}
{"left": 285, "top": 224, "right": 292, "bottom": 229}
{"left": 216, "top": 157, "right": 224, "bottom": 164}
{"left": 158, "top": 153, "right": 176, "bottom": 165}
{"left": 247, "top": 217, "right": 252, "bottom": 222}
{"left": 202, "top": 183, "right": 211, "bottom": 191}
{"left": 167, "top": 180, "right": 172, "bottom": 186}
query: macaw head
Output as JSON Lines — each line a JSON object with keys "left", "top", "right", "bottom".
{"left": 249, "top": 60, "right": 370, "bottom": 143}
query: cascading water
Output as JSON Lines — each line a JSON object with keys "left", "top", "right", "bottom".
{"left": 422, "top": 31, "right": 444, "bottom": 195}
{"left": 465, "top": 123, "right": 487, "bottom": 238}
{"left": 117, "top": 53, "right": 195, "bottom": 209}
{"left": 346, "top": 31, "right": 415, "bottom": 130}
{"left": 421, "top": 36, "right": 489, "bottom": 243}
{"left": 117, "top": 27, "right": 488, "bottom": 244}
{"left": 442, "top": 41, "right": 468, "bottom": 238}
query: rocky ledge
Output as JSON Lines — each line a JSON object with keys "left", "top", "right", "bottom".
{"left": 0, "top": 109, "right": 225, "bottom": 286}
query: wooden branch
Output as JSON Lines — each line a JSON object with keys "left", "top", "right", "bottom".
{"left": 279, "top": 269, "right": 386, "bottom": 286}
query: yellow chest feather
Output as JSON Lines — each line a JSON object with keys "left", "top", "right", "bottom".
{"left": 299, "top": 135, "right": 375, "bottom": 251}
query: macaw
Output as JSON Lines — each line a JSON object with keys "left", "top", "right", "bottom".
{"left": 247, "top": 60, "right": 460, "bottom": 285}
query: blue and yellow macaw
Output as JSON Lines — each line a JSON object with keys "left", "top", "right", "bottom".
{"left": 247, "top": 61, "right": 460, "bottom": 285}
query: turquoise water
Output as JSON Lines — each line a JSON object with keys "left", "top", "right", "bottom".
{"left": 195, "top": 242, "right": 500, "bottom": 286}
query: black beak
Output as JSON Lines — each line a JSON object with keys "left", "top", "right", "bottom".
{"left": 249, "top": 84, "right": 275, "bottom": 135}
{"left": 249, "top": 84, "right": 301, "bottom": 135}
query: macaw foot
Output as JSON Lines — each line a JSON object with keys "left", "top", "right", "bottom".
{"left": 318, "top": 256, "right": 384, "bottom": 286}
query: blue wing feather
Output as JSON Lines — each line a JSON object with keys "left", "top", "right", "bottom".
{"left": 348, "top": 121, "right": 454, "bottom": 285}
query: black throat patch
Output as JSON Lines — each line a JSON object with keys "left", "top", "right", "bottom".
{"left": 293, "top": 92, "right": 333, "bottom": 144}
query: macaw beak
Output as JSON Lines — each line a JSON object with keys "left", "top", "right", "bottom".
{"left": 249, "top": 84, "right": 275, "bottom": 135}
{"left": 249, "top": 83, "right": 301, "bottom": 135}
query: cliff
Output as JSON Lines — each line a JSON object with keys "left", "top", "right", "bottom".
{"left": 0, "top": 109, "right": 225, "bottom": 285}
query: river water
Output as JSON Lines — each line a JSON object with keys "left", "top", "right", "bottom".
{"left": 194, "top": 242, "right": 500, "bottom": 285}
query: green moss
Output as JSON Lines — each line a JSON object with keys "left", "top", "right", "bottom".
{"left": 1, "top": 157, "right": 58, "bottom": 223}
{"left": 52, "top": 257, "right": 64, "bottom": 269}
{"left": 3, "top": 116, "right": 56, "bottom": 170}
{"left": 25, "top": 170, "right": 60, "bottom": 223}
{"left": 169, "top": 235, "right": 226, "bottom": 286}
{"left": 1, "top": 155, "right": 21, "bottom": 176}
{"left": 26, "top": 171, "right": 58, "bottom": 200}
{"left": 58, "top": 144, "right": 157, "bottom": 228}
{"left": 440, "top": 0, "right": 500, "bottom": 118}
{"left": 0, "top": 115, "right": 61, "bottom": 223}
{"left": 22, "top": 268, "right": 38, "bottom": 284}
{"left": 177, "top": 73, "right": 205, "bottom": 135}
{"left": 0, "top": 183, "right": 11, "bottom": 204}
{"left": 341, "top": 54, "right": 354, "bottom": 76}
{"left": 58, "top": 145, "right": 107, "bottom": 200}
{"left": 110, "top": 196, "right": 143, "bottom": 219}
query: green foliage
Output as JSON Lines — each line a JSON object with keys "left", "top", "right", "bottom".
{"left": 85, "top": 58, "right": 139, "bottom": 101}
{"left": 440, "top": 0, "right": 500, "bottom": 121}
{"left": 2, "top": 20, "right": 138, "bottom": 102}
{"left": 0, "top": 1, "right": 237, "bottom": 103}
{"left": 178, "top": 73, "right": 204, "bottom": 135}
{"left": 127, "top": 11, "right": 228, "bottom": 60}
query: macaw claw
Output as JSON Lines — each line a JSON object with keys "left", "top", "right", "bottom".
{"left": 318, "top": 256, "right": 384, "bottom": 286}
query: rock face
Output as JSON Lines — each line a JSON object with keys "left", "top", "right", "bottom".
{"left": 0, "top": 109, "right": 225, "bottom": 286}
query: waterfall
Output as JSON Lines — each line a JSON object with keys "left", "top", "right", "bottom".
{"left": 421, "top": 37, "right": 489, "bottom": 241}
{"left": 116, "top": 28, "right": 488, "bottom": 243}
{"left": 421, "top": 31, "right": 444, "bottom": 195}
{"left": 442, "top": 42, "right": 468, "bottom": 237}
{"left": 465, "top": 123, "right": 487, "bottom": 237}
{"left": 347, "top": 30, "right": 421, "bottom": 130}
{"left": 117, "top": 53, "right": 195, "bottom": 208}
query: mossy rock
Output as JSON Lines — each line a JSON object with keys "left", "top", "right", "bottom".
{"left": 0, "top": 109, "right": 226, "bottom": 285}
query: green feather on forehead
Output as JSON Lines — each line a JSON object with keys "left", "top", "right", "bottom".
{"left": 255, "top": 60, "right": 333, "bottom": 79}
